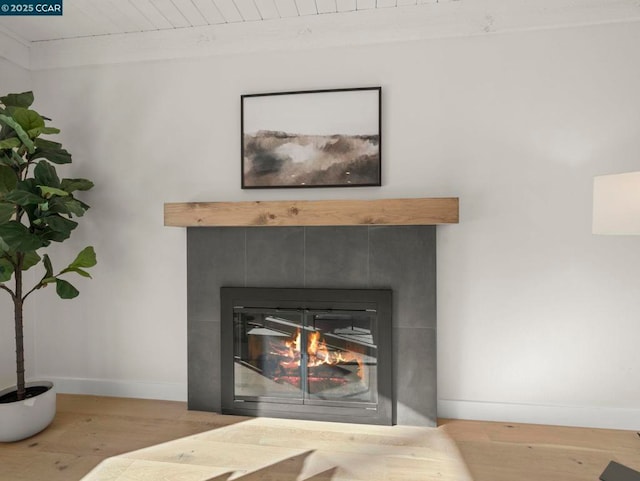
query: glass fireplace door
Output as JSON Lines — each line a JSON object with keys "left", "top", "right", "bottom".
{"left": 233, "top": 308, "right": 304, "bottom": 402}
{"left": 233, "top": 307, "right": 377, "bottom": 406}
{"left": 305, "top": 310, "right": 377, "bottom": 405}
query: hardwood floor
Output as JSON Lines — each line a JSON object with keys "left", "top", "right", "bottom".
{"left": 0, "top": 394, "right": 638, "bottom": 481}
{"left": 440, "top": 419, "right": 640, "bottom": 481}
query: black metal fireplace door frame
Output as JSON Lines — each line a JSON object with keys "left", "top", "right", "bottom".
{"left": 220, "top": 287, "right": 394, "bottom": 425}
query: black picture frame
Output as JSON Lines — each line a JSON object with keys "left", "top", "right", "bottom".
{"left": 241, "top": 87, "right": 381, "bottom": 189}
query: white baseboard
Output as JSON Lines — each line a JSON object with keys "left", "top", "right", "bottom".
{"left": 46, "top": 378, "right": 639, "bottom": 430}
{"left": 47, "top": 377, "right": 187, "bottom": 403}
{"left": 438, "top": 399, "right": 640, "bottom": 431}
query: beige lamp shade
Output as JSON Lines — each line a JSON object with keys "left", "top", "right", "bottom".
{"left": 592, "top": 171, "right": 640, "bottom": 235}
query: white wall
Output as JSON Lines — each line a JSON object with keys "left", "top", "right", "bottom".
{"left": 0, "top": 57, "right": 33, "bottom": 390}
{"left": 8, "top": 21, "right": 640, "bottom": 428}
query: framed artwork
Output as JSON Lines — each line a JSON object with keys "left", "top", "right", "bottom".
{"left": 241, "top": 87, "right": 381, "bottom": 189}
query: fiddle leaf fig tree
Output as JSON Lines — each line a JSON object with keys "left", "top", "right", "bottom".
{"left": 0, "top": 91, "right": 96, "bottom": 402}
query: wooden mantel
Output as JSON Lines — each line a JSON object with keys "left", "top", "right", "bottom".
{"left": 164, "top": 197, "right": 458, "bottom": 227}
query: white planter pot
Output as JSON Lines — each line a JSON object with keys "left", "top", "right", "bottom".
{"left": 0, "top": 381, "right": 56, "bottom": 442}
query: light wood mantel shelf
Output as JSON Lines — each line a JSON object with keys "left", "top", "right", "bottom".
{"left": 164, "top": 197, "right": 459, "bottom": 227}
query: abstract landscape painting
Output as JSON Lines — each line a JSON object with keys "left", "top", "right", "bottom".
{"left": 241, "top": 88, "right": 381, "bottom": 188}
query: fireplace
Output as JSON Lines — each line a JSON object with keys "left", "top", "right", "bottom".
{"left": 186, "top": 224, "right": 438, "bottom": 427}
{"left": 221, "top": 287, "right": 393, "bottom": 424}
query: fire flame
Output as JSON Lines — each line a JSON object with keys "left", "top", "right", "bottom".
{"left": 282, "top": 329, "right": 364, "bottom": 379}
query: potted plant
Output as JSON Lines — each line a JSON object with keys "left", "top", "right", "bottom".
{"left": 0, "top": 91, "right": 96, "bottom": 442}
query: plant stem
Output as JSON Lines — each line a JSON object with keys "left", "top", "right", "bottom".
{"left": 22, "top": 283, "right": 41, "bottom": 303}
{"left": 14, "top": 253, "right": 25, "bottom": 401}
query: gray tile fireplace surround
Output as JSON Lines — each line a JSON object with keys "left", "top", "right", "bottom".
{"left": 187, "top": 225, "right": 437, "bottom": 426}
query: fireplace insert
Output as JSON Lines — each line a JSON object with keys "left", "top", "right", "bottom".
{"left": 221, "top": 287, "right": 393, "bottom": 425}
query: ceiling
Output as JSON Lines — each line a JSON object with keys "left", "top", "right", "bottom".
{"left": 0, "top": 0, "right": 430, "bottom": 44}
{"left": 1, "top": 0, "right": 640, "bottom": 45}
{"left": 2, "top": 0, "right": 639, "bottom": 71}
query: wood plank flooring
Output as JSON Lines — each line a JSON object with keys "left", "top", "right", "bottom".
{"left": 0, "top": 394, "right": 638, "bottom": 481}
{"left": 440, "top": 419, "right": 640, "bottom": 481}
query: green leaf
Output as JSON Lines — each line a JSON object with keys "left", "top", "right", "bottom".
{"left": 0, "top": 258, "right": 14, "bottom": 282}
{"left": 0, "top": 137, "right": 20, "bottom": 150}
{"left": 10, "top": 150, "right": 24, "bottom": 166}
{"left": 27, "top": 126, "right": 60, "bottom": 138}
{"left": 45, "top": 214, "right": 78, "bottom": 234}
{"left": 12, "top": 108, "right": 45, "bottom": 133}
{"left": 0, "top": 166, "right": 18, "bottom": 194}
{"left": 39, "top": 186, "right": 69, "bottom": 198}
{"left": 48, "top": 197, "right": 88, "bottom": 217}
{"left": 69, "top": 246, "right": 97, "bottom": 269}
{"left": 39, "top": 229, "right": 68, "bottom": 243}
{"left": 61, "top": 266, "right": 92, "bottom": 278}
{"left": 21, "top": 250, "right": 41, "bottom": 271}
{"left": 0, "top": 202, "right": 15, "bottom": 224}
{"left": 0, "top": 221, "right": 43, "bottom": 251}
{"left": 55, "top": 278, "right": 79, "bottom": 299}
{"left": 17, "top": 178, "right": 38, "bottom": 193}
{"left": 0, "top": 92, "right": 34, "bottom": 108}
{"left": 4, "top": 189, "right": 43, "bottom": 206}
{"left": 30, "top": 147, "right": 72, "bottom": 165}
{"left": 42, "top": 253, "right": 53, "bottom": 278}
{"left": 34, "top": 161, "right": 60, "bottom": 188}
{"left": 0, "top": 154, "right": 16, "bottom": 168}
{"left": 0, "top": 114, "right": 35, "bottom": 153}
{"left": 33, "top": 138, "right": 62, "bottom": 150}
{"left": 76, "top": 199, "right": 90, "bottom": 212}
{"left": 61, "top": 178, "right": 94, "bottom": 193}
